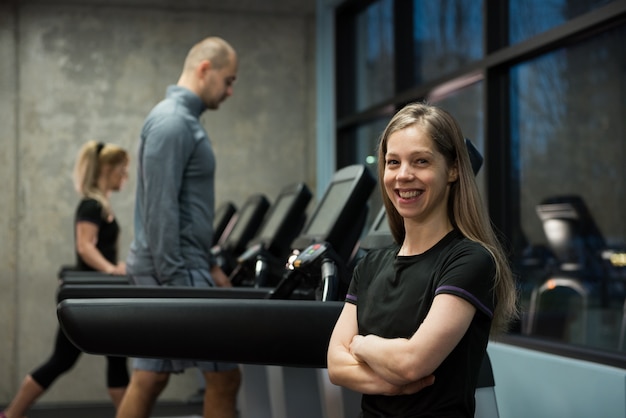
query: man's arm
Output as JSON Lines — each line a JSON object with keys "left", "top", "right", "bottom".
{"left": 210, "top": 264, "right": 232, "bottom": 287}
{"left": 141, "top": 118, "right": 192, "bottom": 284}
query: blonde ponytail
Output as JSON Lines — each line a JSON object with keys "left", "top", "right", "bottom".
{"left": 73, "top": 140, "right": 128, "bottom": 219}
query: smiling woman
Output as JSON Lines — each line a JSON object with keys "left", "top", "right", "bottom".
{"left": 383, "top": 124, "right": 457, "bottom": 237}
{"left": 327, "top": 102, "right": 517, "bottom": 418}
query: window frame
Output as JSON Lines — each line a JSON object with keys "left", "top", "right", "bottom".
{"left": 332, "top": 0, "right": 626, "bottom": 369}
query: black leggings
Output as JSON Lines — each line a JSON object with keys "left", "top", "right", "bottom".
{"left": 30, "top": 326, "right": 129, "bottom": 389}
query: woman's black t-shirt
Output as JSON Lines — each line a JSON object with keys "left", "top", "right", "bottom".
{"left": 346, "top": 230, "right": 496, "bottom": 418}
{"left": 74, "top": 198, "right": 119, "bottom": 271}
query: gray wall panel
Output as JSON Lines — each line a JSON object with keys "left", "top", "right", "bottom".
{"left": 1, "top": 0, "right": 316, "bottom": 404}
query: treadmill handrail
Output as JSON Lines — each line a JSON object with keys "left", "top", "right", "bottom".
{"left": 57, "top": 285, "right": 272, "bottom": 302}
{"left": 58, "top": 298, "right": 343, "bottom": 368}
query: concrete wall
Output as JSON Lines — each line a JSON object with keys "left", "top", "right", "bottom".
{"left": 0, "top": 0, "right": 316, "bottom": 405}
{"left": 0, "top": 1, "right": 19, "bottom": 404}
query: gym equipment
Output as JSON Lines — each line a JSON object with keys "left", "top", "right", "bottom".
{"left": 58, "top": 165, "right": 375, "bottom": 302}
{"left": 233, "top": 164, "right": 375, "bottom": 295}
{"left": 524, "top": 276, "right": 590, "bottom": 343}
{"left": 57, "top": 141, "right": 498, "bottom": 417}
{"left": 536, "top": 195, "right": 607, "bottom": 278}
{"left": 211, "top": 193, "right": 270, "bottom": 275}
{"left": 57, "top": 200, "right": 239, "bottom": 287}
{"left": 358, "top": 205, "right": 393, "bottom": 251}
{"left": 57, "top": 285, "right": 272, "bottom": 304}
{"left": 267, "top": 241, "right": 347, "bottom": 301}
{"left": 57, "top": 267, "right": 130, "bottom": 286}
{"left": 290, "top": 164, "right": 375, "bottom": 263}
{"left": 212, "top": 201, "right": 237, "bottom": 246}
{"left": 267, "top": 138, "right": 484, "bottom": 301}
{"left": 229, "top": 182, "right": 313, "bottom": 287}
{"left": 58, "top": 297, "right": 341, "bottom": 367}
{"left": 524, "top": 195, "right": 626, "bottom": 343}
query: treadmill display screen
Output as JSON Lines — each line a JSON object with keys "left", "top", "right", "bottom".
{"left": 257, "top": 193, "right": 295, "bottom": 242}
{"left": 374, "top": 211, "right": 390, "bottom": 233}
{"left": 227, "top": 204, "right": 256, "bottom": 245}
{"left": 304, "top": 179, "right": 352, "bottom": 238}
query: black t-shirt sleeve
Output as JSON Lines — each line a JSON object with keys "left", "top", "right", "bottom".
{"left": 75, "top": 199, "right": 103, "bottom": 226}
{"left": 345, "top": 263, "right": 360, "bottom": 305}
{"left": 345, "top": 249, "right": 377, "bottom": 305}
{"left": 345, "top": 247, "right": 394, "bottom": 306}
{"left": 435, "top": 242, "right": 496, "bottom": 318}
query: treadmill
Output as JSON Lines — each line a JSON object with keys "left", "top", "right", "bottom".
{"left": 57, "top": 164, "right": 376, "bottom": 304}
{"left": 57, "top": 142, "right": 499, "bottom": 417}
{"left": 57, "top": 199, "right": 240, "bottom": 287}
{"left": 228, "top": 181, "right": 313, "bottom": 287}
{"left": 57, "top": 139, "right": 483, "bottom": 364}
{"left": 210, "top": 193, "right": 270, "bottom": 276}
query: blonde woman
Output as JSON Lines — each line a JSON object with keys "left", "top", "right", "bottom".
{"left": 327, "top": 103, "right": 517, "bottom": 417}
{"left": 2, "top": 141, "right": 130, "bottom": 418}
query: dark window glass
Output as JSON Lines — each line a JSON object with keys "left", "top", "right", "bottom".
{"left": 354, "top": 0, "right": 395, "bottom": 112}
{"left": 510, "top": 0, "right": 616, "bottom": 44}
{"left": 511, "top": 23, "right": 626, "bottom": 351}
{"left": 430, "top": 79, "right": 485, "bottom": 199}
{"left": 337, "top": 117, "right": 391, "bottom": 227}
{"left": 412, "top": 0, "right": 483, "bottom": 84}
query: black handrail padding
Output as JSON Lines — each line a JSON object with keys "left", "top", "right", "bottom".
{"left": 60, "top": 274, "right": 131, "bottom": 286}
{"left": 58, "top": 298, "right": 343, "bottom": 368}
{"left": 56, "top": 285, "right": 273, "bottom": 303}
{"left": 56, "top": 285, "right": 316, "bottom": 304}
{"left": 58, "top": 266, "right": 131, "bottom": 285}
{"left": 57, "top": 296, "right": 496, "bottom": 387}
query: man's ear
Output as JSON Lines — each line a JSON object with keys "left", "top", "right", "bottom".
{"left": 197, "top": 59, "right": 212, "bottom": 77}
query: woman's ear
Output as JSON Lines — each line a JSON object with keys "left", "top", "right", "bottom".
{"left": 448, "top": 160, "right": 459, "bottom": 183}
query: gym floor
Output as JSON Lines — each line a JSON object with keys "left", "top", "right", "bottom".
{"left": 25, "top": 401, "right": 202, "bottom": 418}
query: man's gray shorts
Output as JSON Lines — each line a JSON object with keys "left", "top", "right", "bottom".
{"left": 130, "top": 268, "right": 239, "bottom": 373}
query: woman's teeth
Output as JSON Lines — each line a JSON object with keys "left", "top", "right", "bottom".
{"left": 399, "top": 190, "right": 421, "bottom": 199}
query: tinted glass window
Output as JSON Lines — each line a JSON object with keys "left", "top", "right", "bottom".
{"left": 511, "top": 23, "right": 626, "bottom": 351}
{"left": 510, "top": 0, "right": 616, "bottom": 44}
{"left": 337, "top": 117, "right": 390, "bottom": 228}
{"left": 431, "top": 79, "right": 485, "bottom": 199}
{"left": 412, "top": 0, "right": 483, "bottom": 83}
{"left": 355, "top": 0, "right": 395, "bottom": 111}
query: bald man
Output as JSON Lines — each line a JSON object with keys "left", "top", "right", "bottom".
{"left": 120, "top": 37, "right": 240, "bottom": 418}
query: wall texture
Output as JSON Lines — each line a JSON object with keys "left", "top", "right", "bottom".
{"left": 0, "top": 0, "right": 316, "bottom": 405}
{"left": 0, "top": 2, "right": 19, "bottom": 403}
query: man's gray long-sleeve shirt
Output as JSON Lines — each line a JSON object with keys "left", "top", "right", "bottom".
{"left": 127, "top": 85, "right": 216, "bottom": 285}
